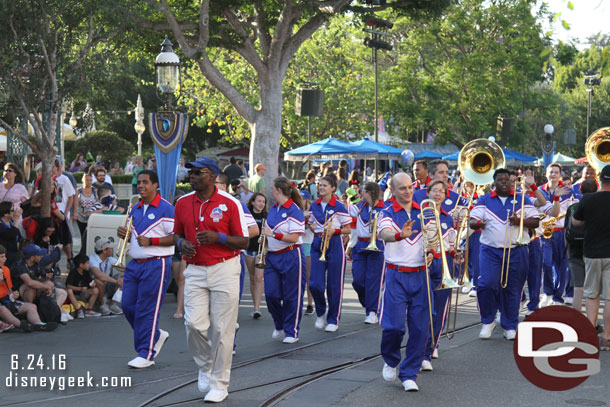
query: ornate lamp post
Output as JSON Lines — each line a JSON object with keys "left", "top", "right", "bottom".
{"left": 134, "top": 94, "right": 145, "bottom": 156}
{"left": 155, "top": 37, "right": 181, "bottom": 109}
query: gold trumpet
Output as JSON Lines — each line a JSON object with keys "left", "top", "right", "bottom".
{"left": 319, "top": 212, "right": 333, "bottom": 262}
{"left": 365, "top": 211, "right": 381, "bottom": 252}
{"left": 114, "top": 203, "right": 135, "bottom": 270}
{"left": 255, "top": 218, "right": 267, "bottom": 268}
{"left": 541, "top": 213, "right": 566, "bottom": 239}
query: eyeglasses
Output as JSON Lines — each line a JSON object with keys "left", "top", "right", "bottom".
{"left": 189, "top": 169, "right": 213, "bottom": 176}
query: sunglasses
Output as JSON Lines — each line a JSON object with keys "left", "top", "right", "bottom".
{"left": 4, "top": 169, "right": 15, "bottom": 173}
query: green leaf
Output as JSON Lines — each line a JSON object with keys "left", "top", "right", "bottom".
{"left": 562, "top": 20, "right": 570, "bottom": 30}
{"left": 567, "top": 1, "right": 574, "bottom": 10}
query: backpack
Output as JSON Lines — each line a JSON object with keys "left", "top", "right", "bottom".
{"left": 36, "top": 294, "right": 61, "bottom": 324}
{"left": 564, "top": 203, "right": 584, "bottom": 245}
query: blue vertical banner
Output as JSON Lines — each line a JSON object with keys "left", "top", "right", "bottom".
{"left": 541, "top": 137, "right": 556, "bottom": 170}
{"left": 148, "top": 112, "right": 189, "bottom": 203}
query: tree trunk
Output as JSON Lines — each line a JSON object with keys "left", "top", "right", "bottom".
{"left": 249, "top": 75, "right": 283, "bottom": 201}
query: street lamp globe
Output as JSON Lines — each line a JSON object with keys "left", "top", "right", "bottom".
{"left": 155, "top": 37, "right": 180, "bottom": 95}
{"left": 544, "top": 124, "right": 554, "bottom": 135}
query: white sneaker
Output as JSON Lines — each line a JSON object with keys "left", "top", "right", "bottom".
{"left": 282, "top": 336, "right": 299, "bottom": 344}
{"left": 503, "top": 329, "right": 516, "bottom": 340}
{"left": 469, "top": 289, "right": 477, "bottom": 298}
{"left": 324, "top": 323, "right": 338, "bottom": 332}
{"left": 495, "top": 311, "right": 501, "bottom": 324}
{"left": 479, "top": 322, "right": 495, "bottom": 339}
{"left": 60, "top": 312, "right": 70, "bottom": 323}
{"left": 154, "top": 329, "right": 169, "bottom": 357}
{"left": 420, "top": 360, "right": 433, "bottom": 371}
{"left": 271, "top": 329, "right": 284, "bottom": 339}
{"left": 540, "top": 294, "right": 550, "bottom": 307}
{"left": 127, "top": 356, "right": 154, "bottom": 368}
{"left": 364, "top": 312, "right": 378, "bottom": 324}
{"left": 100, "top": 304, "right": 111, "bottom": 316}
{"left": 85, "top": 309, "right": 101, "bottom": 317}
{"left": 314, "top": 312, "right": 327, "bottom": 330}
{"left": 461, "top": 286, "right": 472, "bottom": 294}
{"left": 432, "top": 348, "right": 439, "bottom": 359}
{"left": 64, "top": 312, "right": 74, "bottom": 321}
{"left": 525, "top": 309, "right": 535, "bottom": 316}
{"left": 108, "top": 303, "right": 123, "bottom": 315}
{"left": 198, "top": 369, "right": 210, "bottom": 393}
{"left": 203, "top": 389, "right": 228, "bottom": 403}
{"left": 382, "top": 363, "right": 397, "bottom": 381}
{"left": 564, "top": 297, "right": 573, "bottom": 305}
{"left": 402, "top": 379, "right": 419, "bottom": 392}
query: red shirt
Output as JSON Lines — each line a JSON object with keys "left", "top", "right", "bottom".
{"left": 174, "top": 188, "right": 248, "bottom": 266}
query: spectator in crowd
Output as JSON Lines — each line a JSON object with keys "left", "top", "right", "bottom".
{"left": 51, "top": 159, "right": 75, "bottom": 264}
{"left": 124, "top": 155, "right": 136, "bottom": 176}
{"left": 148, "top": 154, "right": 157, "bottom": 172}
{"left": 109, "top": 161, "right": 124, "bottom": 176}
{"left": 223, "top": 157, "right": 243, "bottom": 183}
{"left": 244, "top": 192, "right": 267, "bottom": 318}
{"left": 237, "top": 159, "right": 247, "bottom": 178}
{"left": 131, "top": 155, "right": 145, "bottom": 194}
{"left": 69, "top": 153, "right": 86, "bottom": 173}
{"left": 248, "top": 163, "right": 267, "bottom": 193}
{"left": 88, "top": 238, "right": 123, "bottom": 316}
{"left": 0, "top": 245, "right": 57, "bottom": 331}
{"left": 11, "top": 243, "right": 67, "bottom": 312}
{"left": 317, "top": 162, "right": 329, "bottom": 182}
{"left": 73, "top": 173, "right": 97, "bottom": 255}
{"left": 301, "top": 170, "right": 318, "bottom": 201}
{"left": 0, "top": 163, "right": 29, "bottom": 212}
{"left": 339, "top": 159, "right": 349, "bottom": 175}
{"left": 58, "top": 156, "right": 78, "bottom": 191}
{"left": 176, "top": 157, "right": 189, "bottom": 183}
{"left": 572, "top": 165, "right": 610, "bottom": 350}
{"left": 92, "top": 167, "right": 115, "bottom": 195}
{"left": 87, "top": 186, "right": 124, "bottom": 215}
{"left": 0, "top": 201, "right": 22, "bottom": 269}
{"left": 348, "top": 169, "right": 360, "bottom": 185}
{"left": 337, "top": 167, "right": 349, "bottom": 196}
{"left": 65, "top": 253, "right": 101, "bottom": 318}
{"left": 322, "top": 165, "right": 335, "bottom": 178}
{"left": 230, "top": 179, "right": 252, "bottom": 203}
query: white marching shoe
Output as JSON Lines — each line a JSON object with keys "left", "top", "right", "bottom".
{"left": 479, "top": 322, "right": 495, "bottom": 339}
{"left": 198, "top": 370, "right": 210, "bottom": 393}
{"left": 314, "top": 312, "right": 327, "bottom": 330}
{"left": 468, "top": 289, "right": 477, "bottom": 298}
{"left": 364, "top": 312, "right": 378, "bottom": 324}
{"left": 127, "top": 356, "right": 154, "bottom": 369}
{"left": 402, "top": 379, "right": 419, "bottom": 392}
{"left": 539, "top": 294, "right": 551, "bottom": 307}
{"left": 282, "top": 336, "right": 299, "bottom": 344}
{"left": 420, "top": 360, "right": 433, "bottom": 371}
{"left": 271, "top": 329, "right": 284, "bottom": 339}
{"left": 494, "top": 311, "right": 501, "bottom": 324}
{"left": 432, "top": 348, "right": 439, "bottom": 359}
{"left": 382, "top": 363, "right": 397, "bottom": 381}
{"left": 203, "top": 389, "right": 228, "bottom": 403}
{"left": 324, "top": 323, "right": 339, "bottom": 332}
{"left": 503, "top": 329, "right": 516, "bottom": 341}
{"left": 154, "top": 329, "right": 169, "bottom": 358}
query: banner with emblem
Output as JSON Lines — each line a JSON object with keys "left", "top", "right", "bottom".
{"left": 148, "top": 111, "right": 189, "bottom": 203}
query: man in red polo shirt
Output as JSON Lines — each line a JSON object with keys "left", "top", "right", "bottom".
{"left": 174, "top": 157, "right": 249, "bottom": 403}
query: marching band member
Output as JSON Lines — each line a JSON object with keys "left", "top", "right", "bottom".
{"left": 421, "top": 180, "right": 458, "bottom": 368}
{"left": 118, "top": 170, "right": 175, "bottom": 369}
{"left": 572, "top": 165, "right": 597, "bottom": 199}
{"left": 412, "top": 160, "right": 431, "bottom": 191}
{"left": 413, "top": 160, "right": 467, "bottom": 213}
{"left": 525, "top": 177, "right": 559, "bottom": 314}
{"left": 349, "top": 182, "right": 386, "bottom": 324}
{"left": 308, "top": 175, "right": 351, "bottom": 332}
{"left": 469, "top": 169, "right": 539, "bottom": 340}
{"left": 539, "top": 163, "right": 577, "bottom": 306}
{"left": 261, "top": 177, "right": 306, "bottom": 343}
{"left": 173, "top": 157, "right": 249, "bottom": 403}
{"left": 378, "top": 172, "right": 432, "bottom": 392}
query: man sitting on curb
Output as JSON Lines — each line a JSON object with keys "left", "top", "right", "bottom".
{"left": 89, "top": 238, "right": 123, "bottom": 315}
{"left": 65, "top": 254, "right": 101, "bottom": 319}
{"left": 0, "top": 245, "right": 57, "bottom": 331}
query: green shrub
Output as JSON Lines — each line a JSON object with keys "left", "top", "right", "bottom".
{"left": 71, "top": 130, "right": 134, "bottom": 167}
{"left": 111, "top": 174, "right": 133, "bottom": 184}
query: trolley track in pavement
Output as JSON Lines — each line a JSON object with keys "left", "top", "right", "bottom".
{"left": 142, "top": 311, "right": 483, "bottom": 407}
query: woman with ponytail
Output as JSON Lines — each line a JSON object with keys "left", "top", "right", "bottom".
{"left": 261, "top": 177, "right": 306, "bottom": 343}
{"left": 308, "top": 175, "right": 351, "bottom": 332}
{"left": 349, "top": 182, "right": 386, "bottom": 324}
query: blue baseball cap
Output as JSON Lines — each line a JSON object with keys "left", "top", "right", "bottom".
{"left": 23, "top": 244, "right": 46, "bottom": 258}
{"left": 186, "top": 157, "right": 220, "bottom": 175}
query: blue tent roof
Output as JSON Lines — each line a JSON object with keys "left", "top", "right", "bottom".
{"left": 415, "top": 151, "right": 444, "bottom": 160}
{"left": 284, "top": 138, "right": 377, "bottom": 161}
{"left": 349, "top": 137, "right": 403, "bottom": 157}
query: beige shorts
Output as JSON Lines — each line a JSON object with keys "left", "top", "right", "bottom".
{"left": 583, "top": 257, "right": 610, "bottom": 299}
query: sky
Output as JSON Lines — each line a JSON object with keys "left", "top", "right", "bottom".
{"left": 540, "top": 0, "right": 609, "bottom": 48}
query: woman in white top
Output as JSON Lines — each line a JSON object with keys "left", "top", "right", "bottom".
{"left": 0, "top": 163, "right": 29, "bottom": 212}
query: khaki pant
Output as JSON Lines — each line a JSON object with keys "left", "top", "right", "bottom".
{"left": 183, "top": 256, "right": 240, "bottom": 392}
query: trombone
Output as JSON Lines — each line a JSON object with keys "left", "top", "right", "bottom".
{"left": 114, "top": 203, "right": 135, "bottom": 270}
{"left": 500, "top": 177, "right": 528, "bottom": 288}
{"left": 319, "top": 212, "right": 333, "bottom": 262}
{"left": 255, "top": 218, "right": 267, "bottom": 268}
{"left": 364, "top": 211, "right": 381, "bottom": 252}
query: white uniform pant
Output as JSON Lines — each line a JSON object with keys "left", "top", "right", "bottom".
{"left": 184, "top": 256, "right": 240, "bottom": 392}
